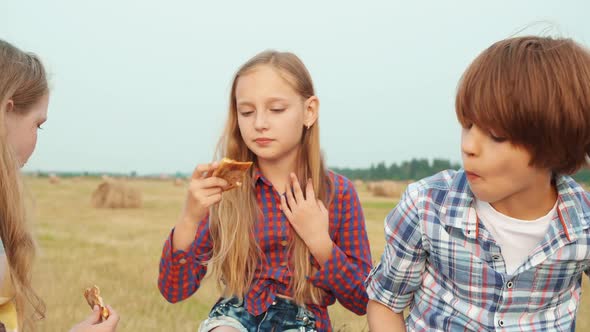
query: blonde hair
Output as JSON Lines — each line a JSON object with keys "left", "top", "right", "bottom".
{"left": 0, "top": 39, "right": 47, "bottom": 331}
{"left": 209, "top": 50, "right": 332, "bottom": 305}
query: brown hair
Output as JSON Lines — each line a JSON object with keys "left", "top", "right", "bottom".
{"left": 209, "top": 50, "right": 332, "bottom": 305}
{"left": 456, "top": 36, "right": 590, "bottom": 174}
{"left": 0, "top": 39, "right": 47, "bottom": 330}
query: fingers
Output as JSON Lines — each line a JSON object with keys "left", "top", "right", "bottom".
{"left": 83, "top": 305, "right": 101, "bottom": 325}
{"left": 280, "top": 194, "right": 293, "bottom": 221}
{"left": 318, "top": 199, "right": 327, "bottom": 214}
{"left": 204, "top": 193, "right": 223, "bottom": 206}
{"left": 290, "top": 173, "right": 305, "bottom": 203}
{"left": 199, "top": 176, "right": 229, "bottom": 189}
{"left": 285, "top": 182, "right": 297, "bottom": 212}
{"left": 191, "top": 162, "right": 219, "bottom": 180}
{"left": 102, "top": 305, "right": 120, "bottom": 327}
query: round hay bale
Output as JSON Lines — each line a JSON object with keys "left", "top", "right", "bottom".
{"left": 353, "top": 180, "right": 365, "bottom": 191}
{"left": 91, "top": 180, "right": 142, "bottom": 209}
{"left": 371, "top": 181, "right": 407, "bottom": 198}
{"left": 48, "top": 174, "right": 60, "bottom": 184}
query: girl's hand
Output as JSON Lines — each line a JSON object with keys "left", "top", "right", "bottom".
{"left": 182, "top": 162, "right": 229, "bottom": 223}
{"left": 69, "top": 305, "right": 120, "bottom": 332}
{"left": 280, "top": 173, "right": 330, "bottom": 249}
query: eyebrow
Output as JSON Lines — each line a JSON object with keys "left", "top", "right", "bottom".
{"left": 236, "top": 97, "right": 289, "bottom": 107}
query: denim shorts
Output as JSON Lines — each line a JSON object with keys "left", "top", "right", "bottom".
{"left": 198, "top": 296, "right": 317, "bottom": 332}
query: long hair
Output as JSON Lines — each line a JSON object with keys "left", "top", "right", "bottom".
{"left": 0, "top": 39, "right": 47, "bottom": 331}
{"left": 208, "top": 50, "right": 332, "bottom": 305}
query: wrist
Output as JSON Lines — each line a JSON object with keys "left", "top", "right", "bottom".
{"left": 305, "top": 232, "right": 332, "bottom": 253}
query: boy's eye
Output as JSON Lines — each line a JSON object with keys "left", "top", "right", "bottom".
{"left": 490, "top": 133, "right": 507, "bottom": 143}
{"left": 37, "top": 125, "right": 44, "bottom": 130}
{"left": 270, "top": 108, "right": 285, "bottom": 113}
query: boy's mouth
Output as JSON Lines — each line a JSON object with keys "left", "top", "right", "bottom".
{"left": 465, "top": 170, "right": 481, "bottom": 181}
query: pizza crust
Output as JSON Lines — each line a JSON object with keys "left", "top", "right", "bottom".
{"left": 212, "top": 158, "right": 253, "bottom": 191}
{"left": 84, "top": 285, "right": 110, "bottom": 321}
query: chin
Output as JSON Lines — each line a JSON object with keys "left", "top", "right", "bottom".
{"left": 467, "top": 184, "right": 495, "bottom": 203}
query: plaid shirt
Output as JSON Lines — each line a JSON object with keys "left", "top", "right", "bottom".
{"left": 159, "top": 169, "right": 372, "bottom": 332}
{"left": 366, "top": 169, "right": 590, "bottom": 331}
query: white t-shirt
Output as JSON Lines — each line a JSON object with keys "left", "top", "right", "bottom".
{"left": 474, "top": 199, "right": 557, "bottom": 275}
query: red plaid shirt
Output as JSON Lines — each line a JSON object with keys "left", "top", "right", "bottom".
{"left": 158, "top": 169, "right": 372, "bottom": 331}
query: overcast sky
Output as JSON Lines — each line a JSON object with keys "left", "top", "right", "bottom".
{"left": 2, "top": 1, "right": 588, "bottom": 174}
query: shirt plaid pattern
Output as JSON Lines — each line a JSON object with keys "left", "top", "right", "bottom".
{"left": 366, "top": 169, "right": 590, "bottom": 331}
{"left": 159, "top": 169, "right": 372, "bottom": 332}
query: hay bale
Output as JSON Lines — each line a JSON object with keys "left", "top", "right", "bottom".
{"left": 371, "top": 180, "right": 407, "bottom": 198}
{"left": 49, "top": 174, "right": 60, "bottom": 184}
{"left": 353, "top": 180, "right": 365, "bottom": 191}
{"left": 91, "top": 180, "right": 142, "bottom": 209}
{"left": 173, "top": 178, "right": 185, "bottom": 187}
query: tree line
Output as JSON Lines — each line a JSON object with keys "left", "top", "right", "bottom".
{"left": 332, "top": 158, "right": 590, "bottom": 183}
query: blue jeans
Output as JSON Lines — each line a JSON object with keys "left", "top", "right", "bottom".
{"left": 198, "top": 296, "right": 317, "bottom": 332}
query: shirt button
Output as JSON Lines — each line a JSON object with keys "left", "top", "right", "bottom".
{"left": 280, "top": 240, "right": 288, "bottom": 247}
{"left": 272, "top": 301, "right": 276, "bottom": 305}
{"left": 179, "top": 258, "right": 187, "bottom": 264}
{"left": 492, "top": 255, "right": 501, "bottom": 261}
{"left": 498, "top": 319, "right": 504, "bottom": 327}
{"left": 506, "top": 281, "right": 514, "bottom": 289}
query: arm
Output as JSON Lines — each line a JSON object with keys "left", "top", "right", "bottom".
{"left": 367, "top": 300, "right": 406, "bottom": 332}
{"left": 365, "top": 186, "right": 426, "bottom": 321}
{"left": 280, "top": 174, "right": 372, "bottom": 314}
{"left": 158, "top": 162, "right": 227, "bottom": 303}
{"left": 307, "top": 178, "right": 372, "bottom": 315}
{"left": 158, "top": 215, "right": 212, "bottom": 303}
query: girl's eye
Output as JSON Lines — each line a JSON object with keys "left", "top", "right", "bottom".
{"left": 270, "top": 108, "right": 285, "bottom": 113}
{"left": 239, "top": 111, "right": 254, "bottom": 116}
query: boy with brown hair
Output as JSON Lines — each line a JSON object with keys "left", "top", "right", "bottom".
{"left": 366, "top": 36, "right": 590, "bottom": 331}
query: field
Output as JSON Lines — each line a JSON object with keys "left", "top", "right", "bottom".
{"left": 26, "top": 177, "right": 590, "bottom": 331}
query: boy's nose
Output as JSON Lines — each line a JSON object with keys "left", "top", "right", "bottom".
{"left": 461, "top": 126, "right": 482, "bottom": 158}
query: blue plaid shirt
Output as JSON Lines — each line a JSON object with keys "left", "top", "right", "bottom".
{"left": 366, "top": 169, "right": 590, "bottom": 331}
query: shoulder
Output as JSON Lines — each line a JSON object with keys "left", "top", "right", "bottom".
{"left": 559, "top": 175, "right": 590, "bottom": 226}
{"left": 405, "top": 169, "right": 464, "bottom": 203}
{"left": 326, "top": 169, "right": 356, "bottom": 196}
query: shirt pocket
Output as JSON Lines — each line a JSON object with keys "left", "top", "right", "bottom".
{"left": 428, "top": 244, "right": 486, "bottom": 292}
{"left": 528, "top": 257, "right": 587, "bottom": 310}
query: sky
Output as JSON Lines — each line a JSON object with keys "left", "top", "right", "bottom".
{"left": 2, "top": 1, "right": 589, "bottom": 174}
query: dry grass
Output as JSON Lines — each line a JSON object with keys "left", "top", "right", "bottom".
{"left": 25, "top": 177, "right": 590, "bottom": 331}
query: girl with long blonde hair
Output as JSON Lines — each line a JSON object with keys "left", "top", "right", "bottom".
{"left": 0, "top": 39, "right": 119, "bottom": 332}
{"left": 158, "top": 50, "right": 371, "bottom": 332}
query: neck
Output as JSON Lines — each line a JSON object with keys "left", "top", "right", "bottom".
{"left": 491, "top": 173, "right": 558, "bottom": 221}
{"left": 257, "top": 149, "right": 300, "bottom": 193}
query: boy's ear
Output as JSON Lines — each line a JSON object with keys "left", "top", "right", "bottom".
{"left": 303, "top": 96, "right": 319, "bottom": 128}
{"left": 4, "top": 99, "right": 14, "bottom": 113}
